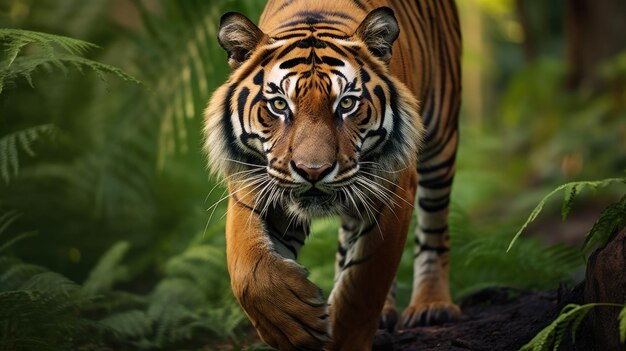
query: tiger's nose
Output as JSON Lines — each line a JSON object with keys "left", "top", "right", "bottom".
{"left": 292, "top": 161, "right": 334, "bottom": 182}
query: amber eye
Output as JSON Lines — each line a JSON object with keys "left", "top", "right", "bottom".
{"left": 339, "top": 96, "right": 356, "bottom": 111}
{"left": 271, "top": 98, "right": 288, "bottom": 111}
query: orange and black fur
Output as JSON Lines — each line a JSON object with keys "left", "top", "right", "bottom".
{"left": 204, "top": 0, "right": 461, "bottom": 349}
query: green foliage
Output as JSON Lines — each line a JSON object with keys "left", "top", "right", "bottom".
{"left": 0, "top": 255, "right": 107, "bottom": 351}
{"left": 93, "top": 231, "right": 247, "bottom": 349}
{"left": 508, "top": 177, "right": 626, "bottom": 252}
{"left": 82, "top": 241, "right": 130, "bottom": 297}
{"left": 583, "top": 195, "right": 626, "bottom": 252}
{"left": 0, "top": 28, "right": 141, "bottom": 93}
{"left": 0, "top": 124, "right": 55, "bottom": 183}
{"left": 448, "top": 205, "right": 583, "bottom": 298}
{"left": 520, "top": 303, "right": 625, "bottom": 351}
{"left": 520, "top": 304, "right": 594, "bottom": 351}
{"left": 0, "top": 223, "right": 248, "bottom": 351}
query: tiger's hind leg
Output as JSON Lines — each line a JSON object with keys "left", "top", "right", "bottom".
{"left": 400, "top": 130, "right": 462, "bottom": 328}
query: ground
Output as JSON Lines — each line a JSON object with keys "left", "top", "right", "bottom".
{"left": 372, "top": 286, "right": 588, "bottom": 351}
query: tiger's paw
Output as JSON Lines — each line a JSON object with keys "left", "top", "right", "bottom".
{"left": 236, "top": 258, "right": 331, "bottom": 351}
{"left": 399, "top": 302, "right": 462, "bottom": 328}
{"left": 379, "top": 305, "right": 398, "bottom": 332}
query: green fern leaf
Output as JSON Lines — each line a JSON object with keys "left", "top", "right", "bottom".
{"left": 508, "top": 178, "right": 626, "bottom": 252}
{"left": 561, "top": 183, "right": 580, "bottom": 220}
{"left": 583, "top": 196, "right": 626, "bottom": 252}
{"left": 82, "top": 241, "right": 130, "bottom": 297}
{"left": 0, "top": 210, "right": 20, "bottom": 236}
{"left": 99, "top": 310, "right": 153, "bottom": 339}
{"left": 521, "top": 303, "right": 624, "bottom": 351}
{"left": 0, "top": 28, "right": 142, "bottom": 94}
{"left": 0, "top": 124, "right": 55, "bottom": 183}
{"left": 0, "top": 232, "right": 37, "bottom": 254}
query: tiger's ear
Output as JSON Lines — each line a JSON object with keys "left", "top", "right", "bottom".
{"left": 354, "top": 7, "right": 400, "bottom": 64}
{"left": 218, "top": 12, "right": 266, "bottom": 70}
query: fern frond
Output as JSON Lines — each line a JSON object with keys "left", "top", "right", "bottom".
{"left": 82, "top": 241, "right": 130, "bottom": 297}
{"left": 0, "top": 210, "right": 20, "bottom": 236}
{"left": 0, "top": 29, "right": 141, "bottom": 93}
{"left": 583, "top": 196, "right": 626, "bottom": 252}
{"left": 0, "top": 262, "right": 47, "bottom": 292}
{"left": 0, "top": 231, "right": 36, "bottom": 254}
{"left": 0, "top": 124, "right": 55, "bottom": 183}
{"left": 19, "top": 271, "right": 80, "bottom": 298}
{"left": 0, "top": 28, "right": 96, "bottom": 62}
{"left": 508, "top": 177, "right": 626, "bottom": 251}
{"left": 521, "top": 303, "right": 624, "bottom": 351}
{"left": 99, "top": 310, "right": 153, "bottom": 339}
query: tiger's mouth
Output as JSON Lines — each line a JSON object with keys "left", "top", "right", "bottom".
{"left": 299, "top": 188, "right": 328, "bottom": 198}
{"left": 286, "top": 186, "right": 341, "bottom": 217}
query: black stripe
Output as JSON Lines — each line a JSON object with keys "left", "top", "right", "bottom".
{"left": 418, "top": 197, "right": 450, "bottom": 212}
{"left": 280, "top": 57, "right": 308, "bottom": 69}
{"left": 321, "top": 56, "right": 345, "bottom": 67}
{"left": 420, "top": 226, "right": 448, "bottom": 234}
{"left": 414, "top": 245, "right": 449, "bottom": 256}
{"left": 419, "top": 176, "right": 454, "bottom": 190}
{"left": 342, "top": 255, "right": 371, "bottom": 270}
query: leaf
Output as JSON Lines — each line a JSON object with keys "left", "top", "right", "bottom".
{"left": 561, "top": 183, "right": 580, "bottom": 220}
{"left": 508, "top": 178, "right": 626, "bottom": 252}
{"left": 521, "top": 303, "right": 625, "bottom": 351}
{"left": 0, "top": 211, "right": 21, "bottom": 236}
{"left": 99, "top": 310, "right": 153, "bottom": 339}
{"left": 82, "top": 241, "right": 130, "bottom": 296}
{"left": 0, "top": 125, "right": 56, "bottom": 184}
{"left": 0, "top": 232, "right": 37, "bottom": 254}
{"left": 583, "top": 196, "right": 626, "bottom": 252}
{"left": 0, "top": 29, "right": 142, "bottom": 94}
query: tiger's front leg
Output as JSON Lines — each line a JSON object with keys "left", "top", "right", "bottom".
{"left": 225, "top": 188, "right": 330, "bottom": 350}
{"left": 329, "top": 170, "right": 417, "bottom": 351}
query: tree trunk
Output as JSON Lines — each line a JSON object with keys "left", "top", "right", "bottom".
{"left": 565, "top": 0, "right": 626, "bottom": 90}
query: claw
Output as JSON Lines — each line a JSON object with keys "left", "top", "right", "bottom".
{"left": 379, "top": 308, "right": 398, "bottom": 332}
{"left": 400, "top": 302, "right": 461, "bottom": 329}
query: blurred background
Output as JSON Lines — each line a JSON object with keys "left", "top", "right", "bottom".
{"left": 0, "top": 0, "right": 624, "bottom": 349}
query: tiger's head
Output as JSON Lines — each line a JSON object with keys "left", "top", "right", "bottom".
{"left": 204, "top": 7, "right": 423, "bottom": 220}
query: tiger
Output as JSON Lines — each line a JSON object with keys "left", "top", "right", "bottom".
{"left": 203, "top": 0, "right": 461, "bottom": 349}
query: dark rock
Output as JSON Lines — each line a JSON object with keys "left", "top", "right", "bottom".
{"left": 584, "top": 227, "right": 626, "bottom": 351}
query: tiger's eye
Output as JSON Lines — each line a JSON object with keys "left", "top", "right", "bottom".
{"left": 340, "top": 97, "right": 355, "bottom": 110}
{"left": 272, "top": 98, "right": 288, "bottom": 111}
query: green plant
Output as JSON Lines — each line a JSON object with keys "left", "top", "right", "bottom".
{"left": 513, "top": 177, "right": 626, "bottom": 350}
{"left": 508, "top": 177, "right": 626, "bottom": 252}
{"left": 520, "top": 303, "right": 626, "bottom": 351}
{"left": 0, "top": 28, "right": 140, "bottom": 93}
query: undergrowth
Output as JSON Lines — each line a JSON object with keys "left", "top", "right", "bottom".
{"left": 512, "top": 177, "right": 626, "bottom": 350}
{"left": 0, "top": 216, "right": 247, "bottom": 350}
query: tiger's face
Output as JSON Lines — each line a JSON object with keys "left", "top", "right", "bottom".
{"left": 205, "top": 9, "right": 423, "bottom": 219}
